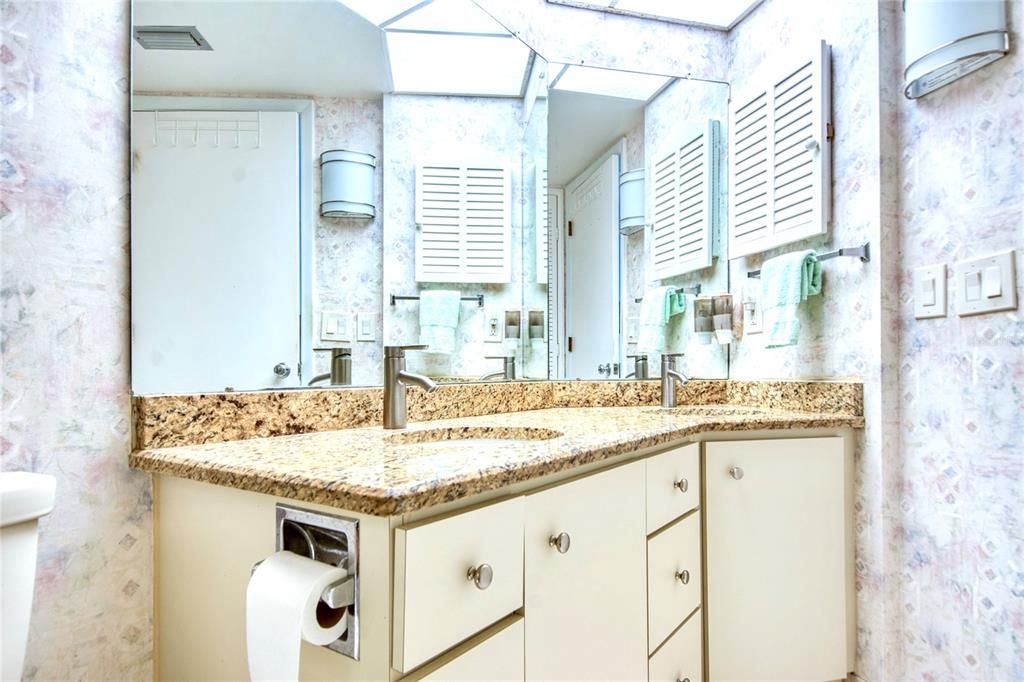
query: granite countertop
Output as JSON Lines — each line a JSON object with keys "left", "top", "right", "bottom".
{"left": 130, "top": 404, "right": 863, "bottom": 516}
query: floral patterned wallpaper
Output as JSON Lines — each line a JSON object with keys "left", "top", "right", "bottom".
{"left": 1, "top": 1, "right": 154, "bottom": 679}
{"left": 311, "top": 97, "right": 384, "bottom": 386}
{"left": 895, "top": 1, "right": 1023, "bottom": 677}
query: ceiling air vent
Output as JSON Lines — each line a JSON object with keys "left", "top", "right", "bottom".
{"left": 133, "top": 25, "right": 213, "bottom": 51}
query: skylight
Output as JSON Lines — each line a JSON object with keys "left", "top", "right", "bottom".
{"left": 340, "top": 0, "right": 533, "bottom": 97}
{"left": 386, "top": 32, "right": 530, "bottom": 96}
{"left": 549, "top": 63, "right": 672, "bottom": 102}
{"left": 546, "top": 0, "right": 763, "bottom": 30}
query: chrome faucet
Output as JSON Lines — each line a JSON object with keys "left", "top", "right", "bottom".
{"left": 384, "top": 345, "right": 438, "bottom": 429}
{"left": 660, "top": 353, "right": 689, "bottom": 408}
{"left": 479, "top": 355, "right": 516, "bottom": 382}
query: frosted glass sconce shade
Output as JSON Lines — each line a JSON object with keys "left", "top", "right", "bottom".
{"left": 321, "top": 149, "right": 376, "bottom": 218}
{"left": 619, "top": 168, "right": 645, "bottom": 235}
{"left": 903, "top": 0, "right": 1009, "bottom": 99}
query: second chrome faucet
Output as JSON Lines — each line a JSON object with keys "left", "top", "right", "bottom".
{"left": 383, "top": 345, "right": 438, "bottom": 429}
{"left": 660, "top": 353, "right": 689, "bottom": 408}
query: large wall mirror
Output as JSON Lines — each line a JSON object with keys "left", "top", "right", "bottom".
{"left": 129, "top": 0, "right": 731, "bottom": 395}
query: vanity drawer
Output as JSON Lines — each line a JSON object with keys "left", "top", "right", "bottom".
{"left": 393, "top": 496, "right": 525, "bottom": 673}
{"left": 647, "top": 511, "right": 702, "bottom": 652}
{"left": 402, "top": 615, "right": 524, "bottom": 681}
{"left": 646, "top": 443, "right": 700, "bottom": 533}
{"left": 648, "top": 609, "right": 703, "bottom": 682}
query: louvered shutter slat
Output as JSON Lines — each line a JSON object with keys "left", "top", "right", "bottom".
{"left": 416, "top": 162, "right": 511, "bottom": 283}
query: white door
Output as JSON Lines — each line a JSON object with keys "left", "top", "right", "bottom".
{"left": 524, "top": 461, "right": 647, "bottom": 680}
{"left": 704, "top": 437, "right": 849, "bottom": 681}
{"left": 131, "top": 110, "right": 301, "bottom": 394}
{"left": 564, "top": 154, "right": 620, "bottom": 379}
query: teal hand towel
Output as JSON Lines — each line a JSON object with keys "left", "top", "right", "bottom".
{"left": 637, "top": 286, "right": 675, "bottom": 352}
{"left": 419, "top": 290, "right": 462, "bottom": 354}
{"left": 668, "top": 291, "right": 687, "bottom": 318}
{"left": 761, "top": 250, "right": 822, "bottom": 348}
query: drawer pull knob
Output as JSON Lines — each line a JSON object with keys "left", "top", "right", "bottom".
{"left": 467, "top": 563, "right": 493, "bottom": 590}
{"left": 729, "top": 466, "right": 744, "bottom": 480}
{"left": 673, "top": 478, "right": 689, "bottom": 493}
{"left": 677, "top": 678, "right": 691, "bottom": 682}
{"left": 548, "top": 532, "right": 571, "bottom": 554}
{"left": 675, "top": 569, "right": 691, "bottom": 585}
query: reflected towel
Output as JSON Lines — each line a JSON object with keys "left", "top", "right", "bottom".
{"left": 636, "top": 286, "right": 675, "bottom": 353}
{"left": 418, "top": 290, "right": 461, "bottom": 354}
{"left": 761, "top": 250, "right": 822, "bottom": 348}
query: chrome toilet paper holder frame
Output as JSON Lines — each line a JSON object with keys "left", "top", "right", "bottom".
{"left": 251, "top": 504, "right": 361, "bottom": 660}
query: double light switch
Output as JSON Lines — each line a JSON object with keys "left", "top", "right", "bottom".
{"left": 955, "top": 249, "right": 1017, "bottom": 317}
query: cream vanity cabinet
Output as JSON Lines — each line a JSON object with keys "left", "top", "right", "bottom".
{"left": 704, "top": 437, "right": 852, "bottom": 681}
{"left": 151, "top": 431, "right": 853, "bottom": 682}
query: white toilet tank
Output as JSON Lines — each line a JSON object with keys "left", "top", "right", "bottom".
{"left": 1, "top": 472, "right": 57, "bottom": 681}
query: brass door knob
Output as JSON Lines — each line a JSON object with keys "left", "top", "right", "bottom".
{"left": 467, "top": 563, "right": 493, "bottom": 590}
{"left": 548, "top": 532, "right": 571, "bottom": 554}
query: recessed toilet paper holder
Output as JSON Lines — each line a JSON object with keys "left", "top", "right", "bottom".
{"left": 251, "top": 504, "right": 360, "bottom": 660}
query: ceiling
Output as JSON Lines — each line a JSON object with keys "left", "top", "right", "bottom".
{"left": 545, "top": 0, "right": 763, "bottom": 30}
{"left": 547, "top": 89, "right": 644, "bottom": 186}
{"left": 132, "top": 1, "right": 389, "bottom": 97}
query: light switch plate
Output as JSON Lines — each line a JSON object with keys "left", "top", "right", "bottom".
{"left": 320, "top": 311, "right": 352, "bottom": 342}
{"left": 356, "top": 312, "right": 376, "bottom": 342}
{"left": 955, "top": 249, "right": 1017, "bottom": 317}
{"left": 626, "top": 316, "right": 639, "bottom": 343}
{"left": 913, "top": 264, "right": 946, "bottom": 319}
{"left": 743, "top": 280, "right": 764, "bottom": 333}
{"left": 483, "top": 308, "right": 502, "bottom": 343}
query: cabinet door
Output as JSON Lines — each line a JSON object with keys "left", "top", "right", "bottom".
{"left": 405, "top": 616, "right": 524, "bottom": 682}
{"left": 705, "top": 437, "right": 848, "bottom": 681}
{"left": 525, "top": 461, "right": 647, "bottom": 681}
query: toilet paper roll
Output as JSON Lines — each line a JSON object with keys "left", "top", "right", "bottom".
{"left": 247, "top": 551, "right": 349, "bottom": 682}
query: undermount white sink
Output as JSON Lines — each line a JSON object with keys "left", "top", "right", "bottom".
{"left": 385, "top": 427, "right": 563, "bottom": 448}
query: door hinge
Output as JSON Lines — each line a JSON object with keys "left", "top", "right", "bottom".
{"left": 567, "top": 336, "right": 574, "bottom": 352}
{"left": 567, "top": 220, "right": 574, "bottom": 237}
{"left": 826, "top": 122, "right": 834, "bottom": 141}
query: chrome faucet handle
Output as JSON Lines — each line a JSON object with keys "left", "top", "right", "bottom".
{"left": 484, "top": 355, "right": 513, "bottom": 360}
{"left": 661, "top": 352, "right": 686, "bottom": 358}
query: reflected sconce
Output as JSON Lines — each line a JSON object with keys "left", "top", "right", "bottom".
{"left": 320, "top": 149, "right": 376, "bottom": 218}
{"left": 903, "top": 0, "right": 1009, "bottom": 99}
{"left": 618, "top": 168, "right": 645, "bottom": 235}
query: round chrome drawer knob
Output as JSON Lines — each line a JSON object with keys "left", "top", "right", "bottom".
{"left": 675, "top": 569, "right": 691, "bottom": 585}
{"left": 729, "top": 466, "right": 744, "bottom": 480}
{"left": 677, "top": 677, "right": 691, "bottom": 682}
{"left": 467, "top": 563, "right": 493, "bottom": 590}
{"left": 548, "top": 532, "right": 571, "bottom": 554}
{"left": 673, "top": 478, "right": 689, "bottom": 493}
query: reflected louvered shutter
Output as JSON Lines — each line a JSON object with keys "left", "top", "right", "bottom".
{"left": 729, "top": 40, "right": 832, "bottom": 258}
{"left": 537, "top": 166, "right": 549, "bottom": 284}
{"left": 416, "top": 162, "right": 511, "bottom": 283}
{"left": 649, "top": 120, "right": 721, "bottom": 280}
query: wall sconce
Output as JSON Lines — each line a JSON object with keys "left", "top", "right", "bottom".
{"left": 619, "top": 167, "right": 645, "bottom": 235}
{"left": 903, "top": 0, "right": 1009, "bottom": 99}
{"left": 320, "top": 149, "right": 376, "bottom": 219}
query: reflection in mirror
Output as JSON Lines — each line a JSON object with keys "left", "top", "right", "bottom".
{"left": 541, "top": 63, "right": 730, "bottom": 380}
{"left": 129, "top": 0, "right": 543, "bottom": 394}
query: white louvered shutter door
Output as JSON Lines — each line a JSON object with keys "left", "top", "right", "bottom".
{"left": 649, "top": 120, "right": 720, "bottom": 280}
{"left": 729, "top": 40, "right": 832, "bottom": 258}
{"left": 416, "top": 162, "right": 511, "bottom": 283}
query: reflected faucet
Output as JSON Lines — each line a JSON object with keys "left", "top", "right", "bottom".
{"left": 308, "top": 347, "right": 352, "bottom": 386}
{"left": 479, "top": 355, "right": 516, "bottom": 382}
{"left": 384, "top": 345, "right": 438, "bottom": 429}
{"left": 660, "top": 353, "right": 689, "bottom": 408}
